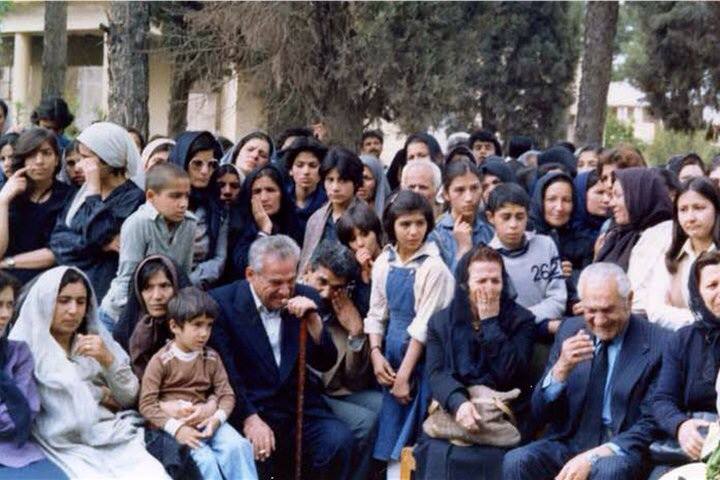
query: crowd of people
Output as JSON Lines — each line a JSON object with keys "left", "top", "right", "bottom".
{"left": 2, "top": 95, "right": 720, "bottom": 480}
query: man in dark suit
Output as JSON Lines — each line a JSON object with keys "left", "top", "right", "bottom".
{"left": 503, "top": 262, "right": 667, "bottom": 480}
{"left": 209, "top": 234, "right": 353, "bottom": 480}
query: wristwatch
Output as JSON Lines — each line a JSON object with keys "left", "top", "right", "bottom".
{"left": 0, "top": 257, "right": 14, "bottom": 269}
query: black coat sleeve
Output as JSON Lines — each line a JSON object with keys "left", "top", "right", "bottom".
{"left": 425, "top": 310, "right": 469, "bottom": 415}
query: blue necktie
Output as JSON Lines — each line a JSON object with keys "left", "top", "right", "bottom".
{"left": 575, "top": 341, "right": 609, "bottom": 450}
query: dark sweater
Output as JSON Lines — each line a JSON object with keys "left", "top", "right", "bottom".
{"left": 6, "top": 181, "right": 74, "bottom": 284}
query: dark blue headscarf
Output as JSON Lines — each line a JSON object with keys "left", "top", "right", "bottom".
{"left": 530, "top": 171, "right": 593, "bottom": 272}
{"left": 571, "top": 171, "right": 608, "bottom": 240}
{"left": 168, "top": 131, "right": 224, "bottom": 255}
{"left": 479, "top": 156, "right": 518, "bottom": 184}
{"left": 538, "top": 146, "right": 578, "bottom": 178}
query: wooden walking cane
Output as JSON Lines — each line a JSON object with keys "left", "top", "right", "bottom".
{"left": 295, "top": 314, "right": 308, "bottom": 480}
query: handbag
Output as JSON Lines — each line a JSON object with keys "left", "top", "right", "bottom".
{"left": 422, "top": 385, "right": 521, "bottom": 447}
{"left": 649, "top": 411, "right": 718, "bottom": 465}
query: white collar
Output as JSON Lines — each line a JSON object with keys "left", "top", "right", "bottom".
{"left": 170, "top": 342, "right": 200, "bottom": 362}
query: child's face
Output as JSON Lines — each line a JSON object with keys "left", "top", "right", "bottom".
{"left": 324, "top": 169, "right": 355, "bottom": 210}
{"left": 349, "top": 228, "right": 380, "bottom": 258}
{"left": 65, "top": 151, "right": 86, "bottom": 186}
{"left": 487, "top": 203, "right": 527, "bottom": 249}
{"left": 170, "top": 314, "right": 214, "bottom": 352}
{"left": 394, "top": 211, "right": 427, "bottom": 253}
{"left": 148, "top": 178, "right": 191, "bottom": 224}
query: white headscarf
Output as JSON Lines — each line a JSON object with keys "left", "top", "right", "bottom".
{"left": 8, "top": 266, "right": 135, "bottom": 444}
{"left": 64, "top": 122, "right": 145, "bottom": 226}
{"left": 141, "top": 137, "right": 175, "bottom": 171}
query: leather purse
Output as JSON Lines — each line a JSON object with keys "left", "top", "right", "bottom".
{"left": 422, "top": 385, "right": 521, "bottom": 447}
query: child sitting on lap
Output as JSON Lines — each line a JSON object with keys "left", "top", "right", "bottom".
{"left": 139, "top": 287, "right": 257, "bottom": 480}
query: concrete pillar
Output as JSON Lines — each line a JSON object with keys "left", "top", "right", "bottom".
{"left": 11, "top": 33, "right": 32, "bottom": 123}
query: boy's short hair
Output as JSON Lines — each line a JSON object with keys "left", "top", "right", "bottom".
{"left": 146, "top": 162, "right": 189, "bottom": 193}
{"left": 167, "top": 287, "right": 219, "bottom": 328}
{"left": 486, "top": 183, "right": 530, "bottom": 213}
{"left": 321, "top": 147, "right": 364, "bottom": 191}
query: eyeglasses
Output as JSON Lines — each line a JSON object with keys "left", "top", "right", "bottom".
{"left": 189, "top": 159, "right": 219, "bottom": 171}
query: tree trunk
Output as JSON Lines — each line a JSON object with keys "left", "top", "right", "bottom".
{"left": 107, "top": 1, "right": 149, "bottom": 139}
{"left": 167, "top": 61, "right": 191, "bottom": 137}
{"left": 575, "top": 1, "right": 619, "bottom": 146}
{"left": 41, "top": 1, "right": 68, "bottom": 100}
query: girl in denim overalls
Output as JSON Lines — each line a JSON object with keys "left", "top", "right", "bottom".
{"left": 364, "top": 191, "right": 455, "bottom": 472}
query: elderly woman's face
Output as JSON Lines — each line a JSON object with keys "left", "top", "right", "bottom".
{"left": 51, "top": 281, "right": 88, "bottom": 338}
{"left": 581, "top": 278, "right": 630, "bottom": 342}
{"left": 467, "top": 260, "right": 502, "bottom": 302}
{"left": 700, "top": 264, "right": 720, "bottom": 318}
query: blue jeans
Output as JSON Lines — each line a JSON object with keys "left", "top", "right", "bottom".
{"left": 0, "top": 459, "right": 68, "bottom": 480}
{"left": 189, "top": 422, "right": 257, "bottom": 480}
{"left": 324, "top": 390, "right": 383, "bottom": 480}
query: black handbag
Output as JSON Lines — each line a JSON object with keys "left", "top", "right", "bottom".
{"left": 649, "top": 411, "right": 717, "bottom": 465}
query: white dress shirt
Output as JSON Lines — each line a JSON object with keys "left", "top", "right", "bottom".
{"left": 250, "top": 283, "right": 282, "bottom": 367}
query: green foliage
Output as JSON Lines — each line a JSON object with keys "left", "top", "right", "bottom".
{"left": 642, "top": 127, "right": 718, "bottom": 166}
{"left": 612, "top": 4, "right": 644, "bottom": 81}
{"left": 624, "top": 2, "right": 720, "bottom": 132}
{"left": 603, "top": 114, "right": 644, "bottom": 150}
{"left": 163, "top": 2, "right": 582, "bottom": 146}
{"left": 464, "top": 2, "right": 582, "bottom": 146}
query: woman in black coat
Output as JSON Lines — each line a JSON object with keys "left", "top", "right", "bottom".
{"left": 414, "top": 244, "right": 535, "bottom": 480}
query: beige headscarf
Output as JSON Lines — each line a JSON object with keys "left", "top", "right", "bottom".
{"left": 140, "top": 138, "right": 175, "bottom": 171}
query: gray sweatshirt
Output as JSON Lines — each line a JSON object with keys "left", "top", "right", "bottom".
{"left": 489, "top": 231, "right": 567, "bottom": 322}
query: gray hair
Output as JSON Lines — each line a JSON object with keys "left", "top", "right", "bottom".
{"left": 578, "top": 262, "right": 631, "bottom": 300}
{"left": 401, "top": 158, "right": 442, "bottom": 192}
{"left": 248, "top": 234, "right": 301, "bottom": 273}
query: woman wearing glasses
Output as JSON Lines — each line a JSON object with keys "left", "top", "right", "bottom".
{"left": 169, "top": 131, "right": 228, "bottom": 290}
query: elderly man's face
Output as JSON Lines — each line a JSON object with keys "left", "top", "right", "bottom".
{"left": 402, "top": 167, "right": 436, "bottom": 206}
{"left": 581, "top": 278, "right": 631, "bottom": 342}
{"left": 247, "top": 257, "right": 297, "bottom": 310}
